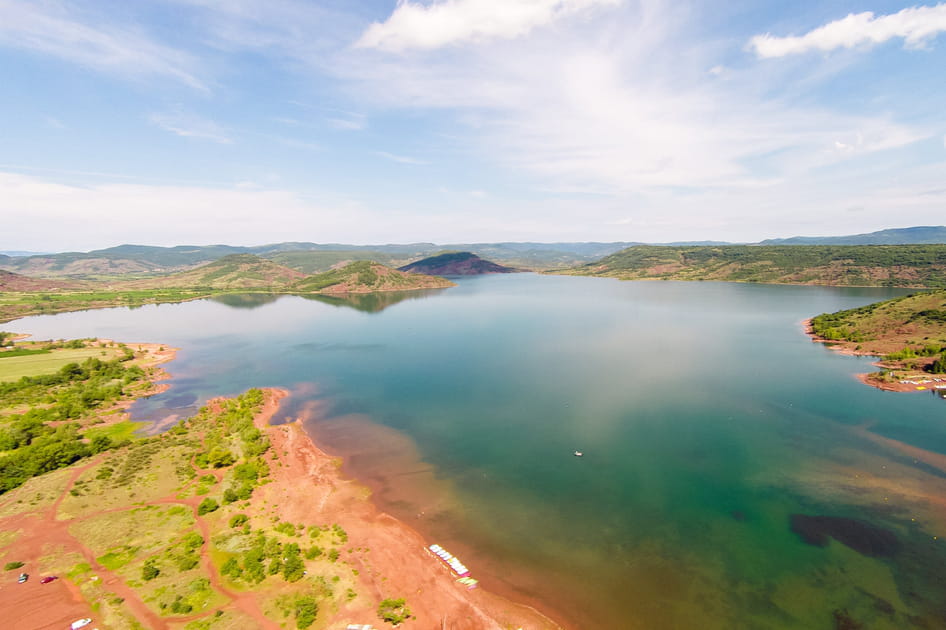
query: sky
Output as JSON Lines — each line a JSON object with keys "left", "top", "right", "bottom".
{"left": 1, "top": 0, "right": 945, "bottom": 251}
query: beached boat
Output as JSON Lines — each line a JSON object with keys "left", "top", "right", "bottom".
{"left": 427, "top": 544, "right": 471, "bottom": 577}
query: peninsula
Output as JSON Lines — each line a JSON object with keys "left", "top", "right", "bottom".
{"left": 807, "top": 290, "right": 946, "bottom": 392}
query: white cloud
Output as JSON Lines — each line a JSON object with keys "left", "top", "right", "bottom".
{"left": 149, "top": 110, "right": 232, "bottom": 144}
{"left": 0, "top": 0, "right": 206, "bottom": 90}
{"left": 356, "top": 0, "right": 621, "bottom": 51}
{"left": 375, "top": 151, "right": 429, "bottom": 165}
{"left": 749, "top": 4, "right": 946, "bottom": 58}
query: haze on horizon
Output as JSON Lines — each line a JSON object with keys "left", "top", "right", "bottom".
{"left": 2, "top": 0, "right": 945, "bottom": 252}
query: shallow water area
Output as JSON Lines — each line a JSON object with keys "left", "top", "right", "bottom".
{"left": 11, "top": 275, "right": 946, "bottom": 629}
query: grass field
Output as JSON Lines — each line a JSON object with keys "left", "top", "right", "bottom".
{"left": 0, "top": 347, "right": 120, "bottom": 382}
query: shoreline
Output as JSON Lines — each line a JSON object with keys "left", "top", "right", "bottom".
{"left": 801, "top": 318, "right": 940, "bottom": 394}
{"left": 255, "top": 388, "right": 565, "bottom": 629}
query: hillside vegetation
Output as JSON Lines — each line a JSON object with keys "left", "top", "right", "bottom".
{"left": 563, "top": 245, "right": 946, "bottom": 288}
{"left": 268, "top": 250, "right": 412, "bottom": 274}
{"left": 810, "top": 290, "right": 946, "bottom": 386}
{"left": 290, "top": 261, "right": 455, "bottom": 294}
{"left": 122, "top": 254, "right": 306, "bottom": 290}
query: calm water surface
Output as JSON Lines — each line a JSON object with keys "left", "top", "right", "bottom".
{"left": 13, "top": 275, "right": 946, "bottom": 629}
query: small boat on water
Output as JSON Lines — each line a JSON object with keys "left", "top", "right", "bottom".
{"left": 574, "top": 450, "right": 583, "bottom": 457}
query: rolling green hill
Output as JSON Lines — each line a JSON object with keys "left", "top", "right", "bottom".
{"left": 562, "top": 244, "right": 946, "bottom": 288}
{"left": 267, "top": 250, "right": 411, "bottom": 274}
{"left": 121, "top": 254, "right": 306, "bottom": 290}
{"left": 289, "top": 261, "right": 454, "bottom": 294}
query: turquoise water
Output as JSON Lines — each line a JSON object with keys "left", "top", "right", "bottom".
{"left": 12, "top": 275, "right": 946, "bottom": 629}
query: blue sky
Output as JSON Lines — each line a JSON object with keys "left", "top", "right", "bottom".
{"left": 1, "top": 0, "right": 944, "bottom": 251}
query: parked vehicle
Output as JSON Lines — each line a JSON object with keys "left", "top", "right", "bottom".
{"left": 17, "top": 573, "right": 27, "bottom": 583}
{"left": 70, "top": 619, "right": 92, "bottom": 630}
{"left": 40, "top": 575, "right": 58, "bottom": 584}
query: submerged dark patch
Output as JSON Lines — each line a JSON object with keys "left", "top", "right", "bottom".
{"left": 790, "top": 514, "right": 900, "bottom": 557}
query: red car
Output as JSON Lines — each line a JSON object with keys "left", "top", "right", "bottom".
{"left": 40, "top": 576, "right": 58, "bottom": 584}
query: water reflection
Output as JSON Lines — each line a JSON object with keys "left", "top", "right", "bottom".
{"left": 298, "top": 288, "right": 448, "bottom": 313}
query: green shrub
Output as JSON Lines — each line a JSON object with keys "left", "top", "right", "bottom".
{"left": 3, "top": 561, "right": 24, "bottom": 570}
{"left": 294, "top": 595, "right": 319, "bottom": 629}
{"left": 142, "top": 560, "right": 160, "bottom": 581}
{"left": 378, "top": 598, "right": 412, "bottom": 625}
{"left": 197, "top": 498, "right": 219, "bottom": 516}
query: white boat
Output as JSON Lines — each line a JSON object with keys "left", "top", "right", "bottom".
{"left": 574, "top": 450, "right": 583, "bottom": 457}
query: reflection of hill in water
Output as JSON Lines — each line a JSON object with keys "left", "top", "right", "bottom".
{"left": 299, "top": 288, "right": 447, "bottom": 313}
{"left": 210, "top": 294, "right": 281, "bottom": 309}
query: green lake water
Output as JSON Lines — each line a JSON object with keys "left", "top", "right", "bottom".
{"left": 12, "top": 275, "right": 946, "bottom": 629}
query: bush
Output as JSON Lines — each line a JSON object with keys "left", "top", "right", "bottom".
{"left": 378, "top": 598, "right": 412, "bottom": 626}
{"left": 142, "top": 560, "right": 160, "bottom": 581}
{"left": 197, "top": 498, "right": 219, "bottom": 516}
{"left": 3, "top": 561, "right": 24, "bottom": 570}
{"left": 229, "top": 514, "right": 248, "bottom": 528}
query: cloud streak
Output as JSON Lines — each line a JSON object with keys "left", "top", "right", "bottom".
{"left": 0, "top": 0, "right": 207, "bottom": 90}
{"left": 749, "top": 4, "right": 946, "bottom": 58}
{"left": 375, "top": 151, "right": 429, "bottom": 165}
{"left": 356, "top": 0, "right": 621, "bottom": 51}
{"left": 149, "top": 110, "right": 232, "bottom": 144}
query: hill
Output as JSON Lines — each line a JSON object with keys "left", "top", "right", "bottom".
{"left": 562, "top": 244, "right": 946, "bottom": 288}
{"left": 0, "top": 270, "right": 86, "bottom": 292}
{"left": 267, "top": 250, "right": 413, "bottom": 274}
{"left": 399, "top": 252, "right": 518, "bottom": 275}
{"left": 124, "top": 254, "right": 306, "bottom": 290}
{"left": 808, "top": 290, "right": 946, "bottom": 390}
{"left": 290, "top": 261, "right": 454, "bottom": 294}
{"left": 761, "top": 226, "right": 946, "bottom": 246}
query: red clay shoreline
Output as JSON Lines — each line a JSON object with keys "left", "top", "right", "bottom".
{"left": 256, "top": 388, "right": 567, "bottom": 629}
{"left": 802, "top": 318, "right": 943, "bottom": 394}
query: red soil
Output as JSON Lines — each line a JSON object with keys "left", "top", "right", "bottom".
{"left": 0, "top": 388, "right": 561, "bottom": 630}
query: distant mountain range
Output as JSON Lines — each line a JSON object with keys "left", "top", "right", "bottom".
{"left": 1, "top": 226, "right": 943, "bottom": 279}
{"left": 758, "top": 226, "right": 946, "bottom": 246}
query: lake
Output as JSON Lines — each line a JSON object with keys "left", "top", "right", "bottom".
{"left": 12, "top": 274, "right": 946, "bottom": 629}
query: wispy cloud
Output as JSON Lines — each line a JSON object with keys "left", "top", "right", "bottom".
{"left": 341, "top": 3, "right": 925, "bottom": 195}
{"left": 0, "top": 0, "right": 207, "bottom": 90}
{"left": 149, "top": 109, "right": 232, "bottom": 144}
{"left": 356, "top": 0, "right": 621, "bottom": 51}
{"left": 375, "top": 151, "right": 429, "bottom": 165}
{"left": 749, "top": 4, "right": 946, "bottom": 58}
{"left": 327, "top": 116, "right": 366, "bottom": 131}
